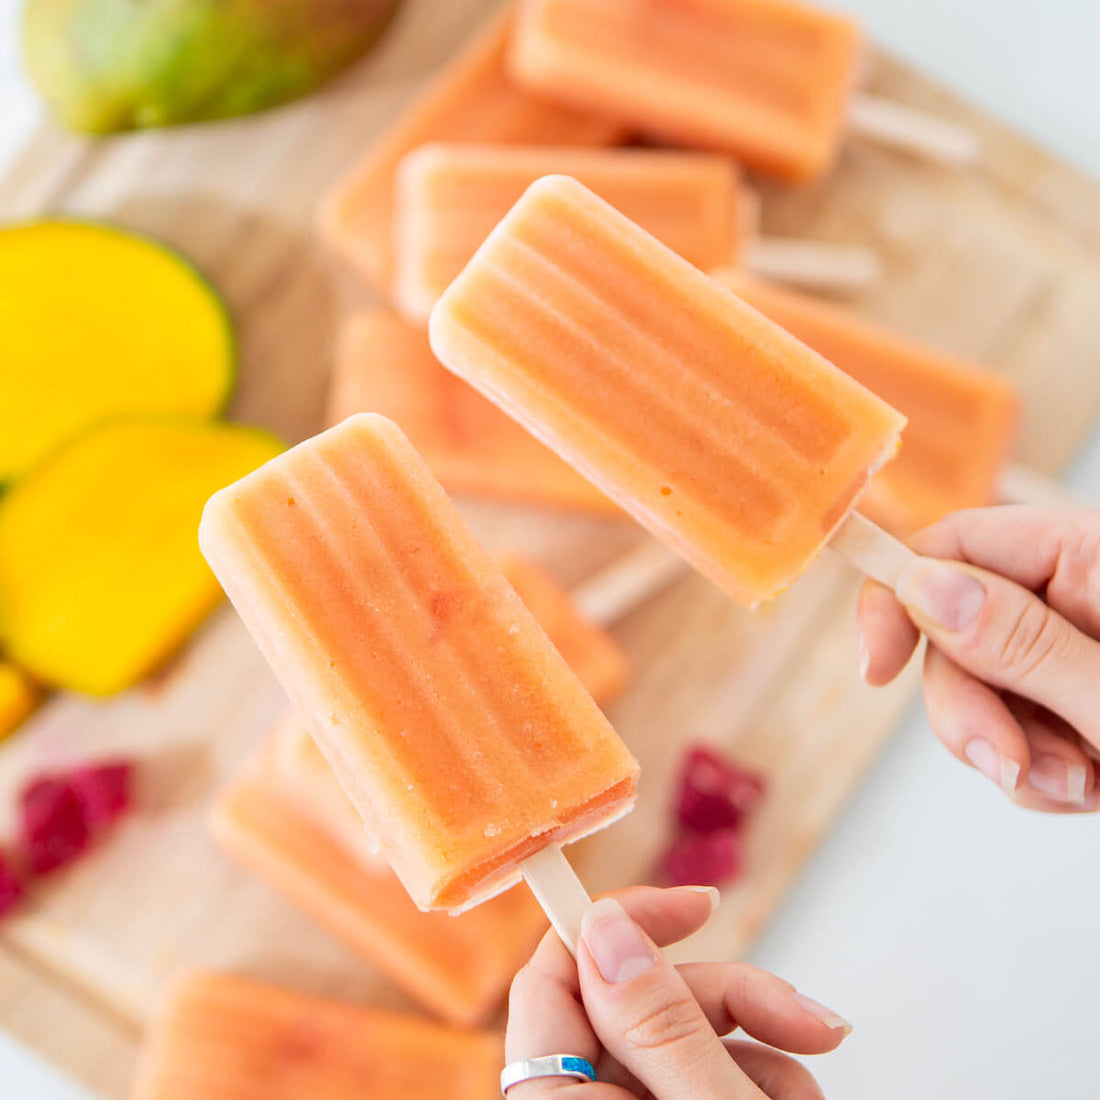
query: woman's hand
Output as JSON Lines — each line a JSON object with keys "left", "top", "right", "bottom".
{"left": 505, "top": 886, "right": 849, "bottom": 1098}
{"left": 859, "top": 506, "right": 1100, "bottom": 812}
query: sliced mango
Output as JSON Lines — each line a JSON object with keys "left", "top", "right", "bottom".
{"left": 0, "top": 662, "right": 40, "bottom": 740}
{"left": 0, "top": 418, "right": 282, "bottom": 695}
{"left": 0, "top": 220, "right": 234, "bottom": 481}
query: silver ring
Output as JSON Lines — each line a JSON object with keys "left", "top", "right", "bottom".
{"left": 501, "top": 1054, "right": 597, "bottom": 1093}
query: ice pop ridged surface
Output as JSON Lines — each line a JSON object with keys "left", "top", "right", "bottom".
{"left": 199, "top": 414, "right": 638, "bottom": 911}
{"left": 510, "top": 0, "right": 861, "bottom": 182}
{"left": 395, "top": 143, "right": 742, "bottom": 321}
{"left": 131, "top": 972, "right": 503, "bottom": 1100}
{"left": 327, "top": 310, "right": 617, "bottom": 513}
{"left": 430, "top": 177, "right": 906, "bottom": 606}
{"left": 715, "top": 271, "right": 1020, "bottom": 533}
{"left": 496, "top": 549, "right": 632, "bottom": 706}
{"left": 270, "top": 713, "right": 389, "bottom": 871}
{"left": 213, "top": 739, "right": 546, "bottom": 1027}
{"left": 317, "top": 10, "right": 623, "bottom": 292}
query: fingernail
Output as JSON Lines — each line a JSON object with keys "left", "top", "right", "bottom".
{"left": 581, "top": 898, "right": 657, "bottom": 984}
{"left": 678, "top": 885, "right": 721, "bottom": 913}
{"left": 896, "top": 562, "right": 985, "bottom": 632}
{"left": 857, "top": 632, "right": 871, "bottom": 683}
{"left": 792, "top": 993, "right": 852, "bottom": 1034}
{"left": 1029, "top": 755, "right": 1088, "bottom": 803}
{"left": 964, "top": 739, "right": 1020, "bottom": 794}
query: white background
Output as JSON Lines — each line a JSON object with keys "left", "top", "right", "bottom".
{"left": 1, "top": 1, "right": 1099, "bottom": 1096}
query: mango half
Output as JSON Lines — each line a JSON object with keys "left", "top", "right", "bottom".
{"left": 23, "top": 0, "right": 401, "bottom": 132}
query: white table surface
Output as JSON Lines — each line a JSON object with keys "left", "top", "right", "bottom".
{"left": 1, "top": 1, "right": 1098, "bottom": 1097}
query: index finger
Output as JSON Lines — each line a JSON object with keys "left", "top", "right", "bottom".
{"left": 909, "top": 507, "right": 1100, "bottom": 637}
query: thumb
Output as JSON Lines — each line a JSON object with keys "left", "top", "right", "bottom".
{"left": 895, "top": 557, "right": 1100, "bottom": 748}
{"left": 576, "top": 898, "right": 764, "bottom": 1099}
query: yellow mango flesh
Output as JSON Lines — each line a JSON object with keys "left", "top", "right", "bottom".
{"left": 0, "top": 662, "right": 40, "bottom": 740}
{"left": 0, "top": 418, "right": 282, "bottom": 695}
{"left": 0, "top": 220, "right": 234, "bottom": 481}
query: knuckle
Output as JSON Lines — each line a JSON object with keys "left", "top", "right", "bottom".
{"left": 994, "top": 599, "right": 1068, "bottom": 681}
{"left": 622, "top": 990, "right": 705, "bottom": 1054}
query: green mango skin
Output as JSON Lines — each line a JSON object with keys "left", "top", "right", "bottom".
{"left": 23, "top": 0, "right": 402, "bottom": 132}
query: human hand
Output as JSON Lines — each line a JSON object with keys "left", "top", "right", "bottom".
{"left": 505, "top": 886, "right": 849, "bottom": 1098}
{"left": 858, "top": 506, "right": 1100, "bottom": 812}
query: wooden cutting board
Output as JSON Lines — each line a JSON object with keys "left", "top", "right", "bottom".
{"left": 2, "top": 1, "right": 1100, "bottom": 1095}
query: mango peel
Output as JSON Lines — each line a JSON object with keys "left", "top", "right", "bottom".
{"left": 23, "top": 0, "right": 401, "bottom": 133}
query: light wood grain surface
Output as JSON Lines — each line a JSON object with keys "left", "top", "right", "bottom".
{"left": 1, "top": 1, "right": 1099, "bottom": 1096}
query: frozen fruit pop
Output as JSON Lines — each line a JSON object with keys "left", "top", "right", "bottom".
{"left": 199, "top": 413, "right": 638, "bottom": 940}
{"left": 329, "top": 309, "right": 615, "bottom": 512}
{"left": 394, "top": 143, "right": 880, "bottom": 321}
{"left": 395, "top": 144, "right": 741, "bottom": 320}
{"left": 131, "top": 972, "right": 502, "bottom": 1100}
{"left": 318, "top": 9, "right": 623, "bottom": 294}
{"left": 712, "top": 270, "right": 1020, "bottom": 534}
{"left": 430, "top": 176, "right": 910, "bottom": 606}
{"left": 509, "top": 0, "right": 979, "bottom": 183}
{"left": 215, "top": 735, "right": 546, "bottom": 1027}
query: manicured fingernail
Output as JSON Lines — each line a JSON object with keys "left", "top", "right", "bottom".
{"left": 581, "top": 898, "right": 657, "bottom": 984}
{"left": 1029, "top": 755, "right": 1088, "bottom": 803}
{"left": 964, "top": 739, "right": 1020, "bottom": 794}
{"left": 896, "top": 562, "right": 985, "bottom": 632}
{"left": 792, "top": 993, "right": 852, "bottom": 1034}
{"left": 678, "top": 885, "right": 721, "bottom": 913}
{"left": 857, "top": 632, "right": 871, "bottom": 683}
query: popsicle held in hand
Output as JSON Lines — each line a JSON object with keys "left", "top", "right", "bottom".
{"left": 199, "top": 413, "right": 639, "bottom": 948}
{"left": 429, "top": 176, "right": 913, "bottom": 605}
{"left": 509, "top": 0, "right": 980, "bottom": 182}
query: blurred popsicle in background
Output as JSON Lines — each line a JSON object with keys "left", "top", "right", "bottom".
{"left": 509, "top": 0, "right": 980, "bottom": 181}
{"left": 131, "top": 972, "right": 502, "bottom": 1100}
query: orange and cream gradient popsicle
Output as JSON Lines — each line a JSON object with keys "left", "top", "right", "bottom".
{"left": 713, "top": 270, "right": 1020, "bottom": 534}
{"left": 509, "top": 0, "right": 978, "bottom": 182}
{"left": 430, "top": 176, "right": 908, "bottom": 606}
{"left": 199, "top": 413, "right": 639, "bottom": 917}
{"left": 215, "top": 732, "right": 547, "bottom": 1026}
{"left": 394, "top": 143, "right": 744, "bottom": 321}
{"left": 329, "top": 309, "right": 616, "bottom": 513}
{"left": 131, "top": 972, "right": 503, "bottom": 1100}
{"left": 318, "top": 9, "right": 623, "bottom": 293}
{"left": 509, "top": 0, "right": 861, "bottom": 182}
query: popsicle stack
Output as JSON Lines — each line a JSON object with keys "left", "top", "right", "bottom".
{"left": 178, "top": 3, "right": 1032, "bottom": 1088}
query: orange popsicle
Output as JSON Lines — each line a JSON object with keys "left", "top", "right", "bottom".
{"left": 430, "top": 176, "right": 907, "bottom": 605}
{"left": 199, "top": 413, "right": 639, "bottom": 914}
{"left": 328, "top": 309, "right": 616, "bottom": 513}
{"left": 713, "top": 270, "right": 1020, "bottom": 534}
{"left": 318, "top": 9, "right": 624, "bottom": 294}
{"left": 214, "top": 735, "right": 547, "bottom": 1027}
{"left": 394, "top": 143, "right": 744, "bottom": 321}
{"left": 509, "top": 0, "right": 860, "bottom": 182}
{"left": 131, "top": 972, "right": 503, "bottom": 1100}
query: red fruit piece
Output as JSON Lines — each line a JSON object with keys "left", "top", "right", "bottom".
{"left": 660, "top": 829, "right": 743, "bottom": 888}
{"left": 0, "top": 853, "right": 23, "bottom": 916}
{"left": 676, "top": 745, "right": 765, "bottom": 834}
{"left": 19, "top": 776, "right": 89, "bottom": 875}
{"left": 71, "top": 761, "right": 133, "bottom": 831}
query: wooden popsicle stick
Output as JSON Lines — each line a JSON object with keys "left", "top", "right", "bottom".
{"left": 996, "top": 462, "right": 1081, "bottom": 508}
{"left": 828, "top": 511, "right": 919, "bottom": 589}
{"left": 742, "top": 238, "right": 881, "bottom": 293}
{"left": 571, "top": 541, "right": 687, "bottom": 627}
{"left": 848, "top": 93, "right": 982, "bottom": 167}
{"left": 738, "top": 188, "right": 880, "bottom": 294}
{"left": 521, "top": 845, "right": 592, "bottom": 955}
